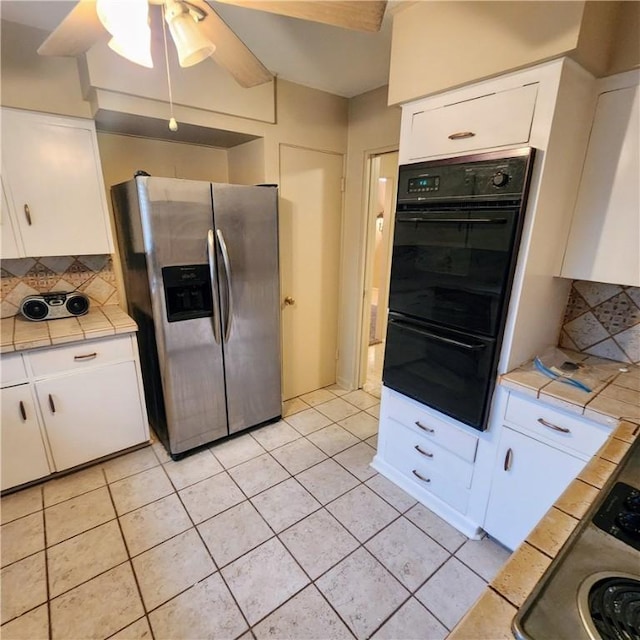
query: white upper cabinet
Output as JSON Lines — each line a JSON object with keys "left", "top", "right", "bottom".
{"left": 0, "top": 108, "right": 113, "bottom": 258}
{"left": 561, "top": 72, "right": 640, "bottom": 286}
{"left": 1, "top": 178, "right": 20, "bottom": 259}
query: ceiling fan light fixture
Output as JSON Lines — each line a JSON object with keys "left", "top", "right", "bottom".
{"left": 165, "top": 0, "right": 216, "bottom": 68}
{"left": 97, "top": 0, "right": 153, "bottom": 68}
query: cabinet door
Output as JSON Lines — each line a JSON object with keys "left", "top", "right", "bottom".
{"left": 36, "top": 361, "right": 147, "bottom": 471}
{"left": 1, "top": 177, "right": 21, "bottom": 259}
{"left": 1, "top": 109, "right": 113, "bottom": 257}
{"left": 1, "top": 385, "right": 51, "bottom": 490}
{"left": 561, "top": 83, "right": 639, "bottom": 286}
{"left": 483, "top": 427, "right": 584, "bottom": 550}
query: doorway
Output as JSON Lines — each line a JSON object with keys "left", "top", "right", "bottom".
{"left": 279, "top": 144, "right": 345, "bottom": 400}
{"left": 359, "top": 151, "right": 399, "bottom": 396}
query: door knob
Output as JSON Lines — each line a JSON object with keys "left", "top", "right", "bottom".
{"left": 284, "top": 296, "right": 295, "bottom": 306}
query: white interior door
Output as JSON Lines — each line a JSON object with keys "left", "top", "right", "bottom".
{"left": 279, "top": 145, "right": 344, "bottom": 400}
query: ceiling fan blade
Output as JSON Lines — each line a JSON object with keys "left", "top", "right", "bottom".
{"left": 212, "top": 0, "right": 386, "bottom": 32}
{"left": 191, "top": 1, "right": 273, "bottom": 88}
{"left": 37, "top": 0, "right": 107, "bottom": 57}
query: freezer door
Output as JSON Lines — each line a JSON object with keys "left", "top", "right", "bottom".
{"left": 212, "top": 184, "right": 282, "bottom": 433}
{"left": 137, "top": 177, "right": 228, "bottom": 453}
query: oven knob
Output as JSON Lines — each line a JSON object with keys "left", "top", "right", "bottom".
{"left": 616, "top": 512, "right": 640, "bottom": 537}
{"left": 491, "top": 171, "right": 509, "bottom": 188}
{"left": 625, "top": 493, "right": 640, "bottom": 513}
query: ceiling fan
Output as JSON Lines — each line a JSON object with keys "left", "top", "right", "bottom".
{"left": 37, "top": 0, "right": 388, "bottom": 89}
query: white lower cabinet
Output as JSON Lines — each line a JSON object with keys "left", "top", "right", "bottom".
{"left": 483, "top": 426, "right": 584, "bottom": 550}
{"left": 0, "top": 334, "right": 149, "bottom": 491}
{"left": 1, "top": 384, "right": 51, "bottom": 490}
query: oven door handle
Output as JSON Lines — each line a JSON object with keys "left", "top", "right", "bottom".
{"left": 397, "top": 217, "right": 507, "bottom": 224}
{"left": 389, "top": 319, "right": 487, "bottom": 351}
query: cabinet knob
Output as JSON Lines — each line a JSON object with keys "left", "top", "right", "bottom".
{"left": 284, "top": 296, "right": 295, "bottom": 306}
{"left": 537, "top": 418, "right": 570, "bottom": 434}
{"left": 48, "top": 394, "right": 56, "bottom": 414}
{"left": 504, "top": 447, "right": 513, "bottom": 471}
{"left": 448, "top": 131, "right": 476, "bottom": 140}
{"left": 412, "top": 469, "right": 431, "bottom": 483}
{"left": 19, "top": 401, "right": 27, "bottom": 421}
{"left": 24, "top": 204, "right": 32, "bottom": 226}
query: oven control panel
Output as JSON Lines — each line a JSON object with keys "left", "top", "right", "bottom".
{"left": 593, "top": 482, "right": 640, "bottom": 552}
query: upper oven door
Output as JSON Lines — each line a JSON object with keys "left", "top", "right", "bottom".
{"left": 388, "top": 206, "right": 520, "bottom": 337}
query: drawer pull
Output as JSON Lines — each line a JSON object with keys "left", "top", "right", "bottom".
{"left": 24, "top": 204, "right": 33, "bottom": 225}
{"left": 48, "top": 394, "right": 56, "bottom": 414}
{"left": 415, "top": 421, "right": 434, "bottom": 434}
{"left": 448, "top": 131, "right": 476, "bottom": 140}
{"left": 19, "top": 401, "right": 27, "bottom": 421}
{"left": 74, "top": 352, "right": 98, "bottom": 361}
{"left": 537, "top": 417, "right": 570, "bottom": 434}
{"left": 412, "top": 469, "right": 431, "bottom": 483}
{"left": 504, "top": 447, "right": 513, "bottom": 471}
{"left": 414, "top": 444, "right": 433, "bottom": 458}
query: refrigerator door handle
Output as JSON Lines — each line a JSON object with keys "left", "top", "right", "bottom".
{"left": 207, "top": 229, "right": 222, "bottom": 344}
{"left": 216, "top": 228, "right": 234, "bottom": 342}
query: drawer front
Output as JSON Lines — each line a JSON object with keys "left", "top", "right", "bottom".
{"left": 28, "top": 335, "right": 134, "bottom": 377}
{"left": 1, "top": 353, "right": 27, "bottom": 387}
{"left": 407, "top": 84, "right": 537, "bottom": 161}
{"left": 384, "top": 389, "right": 478, "bottom": 462}
{"left": 505, "top": 393, "right": 610, "bottom": 457}
{"left": 386, "top": 421, "right": 474, "bottom": 488}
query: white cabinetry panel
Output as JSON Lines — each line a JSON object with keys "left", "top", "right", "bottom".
{"left": 561, "top": 75, "right": 640, "bottom": 286}
{"left": 1, "top": 108, "right": 113, "bottom": 258}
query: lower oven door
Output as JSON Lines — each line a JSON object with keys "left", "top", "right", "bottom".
{"left": 383, "top": 313, "right": 496, "bottom": 430}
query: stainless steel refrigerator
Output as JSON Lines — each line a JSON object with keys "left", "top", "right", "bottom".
{"left": 111, "top": 176, "right": 281, "bottom": 458}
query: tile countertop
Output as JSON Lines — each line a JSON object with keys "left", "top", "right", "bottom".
{"left": 0, "top": 306, "right": 137, "bottom": 353}
{"left": 449, "top": 348, "right": 640, "bottom": 639}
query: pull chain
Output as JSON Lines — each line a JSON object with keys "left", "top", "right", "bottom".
{"left": 161, "top": 3, "right": 178, "bottom": 131}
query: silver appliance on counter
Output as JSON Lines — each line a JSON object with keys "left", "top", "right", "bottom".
{"left": 515, "top": 427, "right": 640, "bottom": 640}
{"left": 111, "top": 176, "right": 281, "bottom": 458}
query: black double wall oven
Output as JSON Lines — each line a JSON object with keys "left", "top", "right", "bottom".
{"left": 383, "top": 148, "right": 535, "bottom": 431}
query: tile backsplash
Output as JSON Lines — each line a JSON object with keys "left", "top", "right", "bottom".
{"left": 1, "top": 255, "right": 119, "bottom": 319}
{"left": 560, "top": 280, "right": 640, "bottom": 364}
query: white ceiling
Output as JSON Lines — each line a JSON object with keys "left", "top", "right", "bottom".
{"left": 0, "top": 0, "right": 394, "bottom": 98}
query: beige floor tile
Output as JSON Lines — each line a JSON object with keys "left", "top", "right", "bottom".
{"left": 307, "top": 425, "right": 359, "bottom": 457}
{"left": 109, "top": 466, "right": 174, "bottom": 516}
{"left": 366, "top": 434, "right": 379, "bottom": 448}
{"left": 270, "top": 438, "right": 327, "bottom": 475}
{"left": 251, "top": 478, "right": 320, "bottom": 533}
{"left": 103, "top": 447, "right": 160, "bottom": 484}
{"left": 108, "top": 616, "right": 152, "bottom": 639}
{"left": 251, "top": 421, "right": 300, "bottom": 451}
{"left": 119, "top": 494, "right": 192, "bottom": 557}
{"left": 366, "top": 403, "right": 381, "bottom": 419}
{"left": 338, "top": 412, "right": 379, "bottom": 440}
{"left": 365, "top": 475, "right": 417, "bottom": 513}
{"left": 47, "top": 521, "right": 128, "bottom": 597}
{"left": 179, "top": 472, "right": 245, "bottom": 524}
{"left": 151, "top": 440, "right": 172, "bottom": 464}
{"left": 221, "top": 538, "right": 309, "bottom": 626}
{"left": 366, "top": 517, "right": 450, "bottom": 591}
{"left": 149, "top": 573, "right": 247, "bottom": 640}
{"left": 333, "top": 442, "right": 377, "bottom": 481}
{"left": 1, "top": 512, "right": 44, "bottom": 568}
{"left": 279, "top": 509, "right": 359, "bottom": 580}
{"left": 228, "top": 454, "right": 289, "bottom": 498}
{"left": 162, "top": 449, "right": 223, "bottom": 490}
{"left": 316, "top": 547, "right": 409, "bottom": 640}
{"left": 253, "top": 585, "right": 353, "bottom": 640}
{"left": 415, "top": 557, "right": 486, "bottom": 630}
{"left": 132, "top": 528, "right": 215, "bottom": 612}
{"left": 209, "top": 433, "right": 266, "bottom": 469}
{"left": 1, "top": 552, "right": 47, "bottom": 624}
{"left": 323, "top": 384, "right": 349, "bottom": 397}
{"left": 299, "top": 389, "right": 337, "bottom": 407}
{"left": 282, "top": 397, "right": 310, "bottom": 417}
{"left": 284, "top": 408, "right": 332, "bottom": 435}
{"left": 342, "top": 389, "right": 379, "bottom": 410}
{"left": 447, "top": 589, "right": 516, "bottom": 640}
{"left": 45, "top": 487, "right": 115, "bottom": 546}
{"left": 0, "top": 604, "right": 48, "bottom": 640}
{"left": 372, "top": 598, "right": 447, "bottom": 640}
{"left": 43, "top": 465, "right": 106, "bottom": 507}
{"left": 405, "top": 503, "right": 467, "bottom": 553}
{"left": 198, "top": 501, "right": 273, "bottom": 568}
{"left": 315, "top": 398, "right": 360, "bottom": 422}
{"left": 50, "top": 563, "right": 144, "bottom": 640}
{"left": 295, "top": 459, "right": 359, "bottom": 504}
{"left": 327, "top": 485, "right": 399, "bottom": 543}
{"left": 455, "top": 535, "right": 511, "bottom": 582}
{"left": 1, "top": 486, "right": 42, "bottom": 525}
